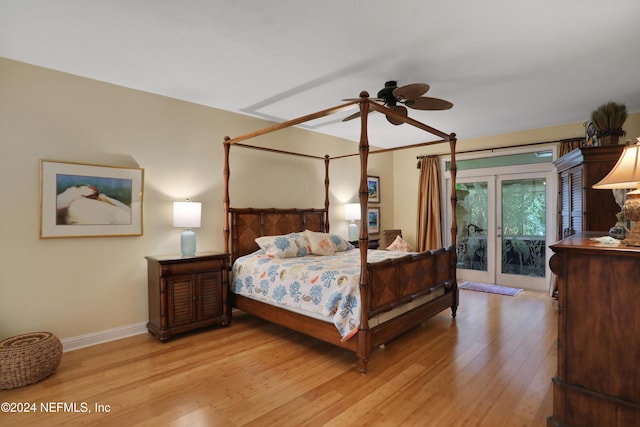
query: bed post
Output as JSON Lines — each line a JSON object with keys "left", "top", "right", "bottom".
{"left": 357, "top": 92, "right": 371, "bottom": 374}
{"left": 223, "top": 137, "right": 231, "bottom": 255}
{"left": 449, "top": 133, "right": 457, "bottom": 248}
{"left": 449, "top": 133, "right": 459, "bottom": 316}
{"left": 324, "top": 154, "right": 330, "bottom": 233}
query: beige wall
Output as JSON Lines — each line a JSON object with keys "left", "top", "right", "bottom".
{"left": 0, "top": 58, "right": 393, "bottom": 340}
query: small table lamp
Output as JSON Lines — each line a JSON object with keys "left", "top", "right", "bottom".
{"left": 344, "top": 203, "right": 361, "bottom": 241}
{"left": 593, "top": 138, "right": 640, "bottom": 246}
{"left": 173, "top": 200, "right": 202, "bottom": 256}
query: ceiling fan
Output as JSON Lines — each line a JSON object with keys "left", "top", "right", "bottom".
{"left": 343, "top": 80, "right": 453, "bottom": 125}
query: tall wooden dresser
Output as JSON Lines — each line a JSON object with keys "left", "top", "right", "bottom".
{"left": 548, "top": 233, "right": 640, "bottom": 426}
{"left": 554, "top": 145, "right": 624, "bottom": 238}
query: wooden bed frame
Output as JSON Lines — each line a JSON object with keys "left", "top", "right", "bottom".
{"left": 222, "top": 92, "right": 459, "bottom": 373}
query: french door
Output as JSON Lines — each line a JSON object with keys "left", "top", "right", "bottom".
{"left": 444, "top": 162, "right": 556, "bottom": 292}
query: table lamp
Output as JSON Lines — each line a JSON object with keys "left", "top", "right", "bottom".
{"left": 344, "top": 203, "right": 361, "bottom": 241}
{"left": 593, "top": 138, "right": 640, "bottom": 246}
{"left": 173, "top": 200, "right": 202, "bottom": 256}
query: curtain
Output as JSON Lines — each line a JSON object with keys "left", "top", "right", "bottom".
{"left": 558, "top": 137, "right": 583, "bottom": 157}
{"left": 416, "top": 156, "right": 442, "bottom": 251}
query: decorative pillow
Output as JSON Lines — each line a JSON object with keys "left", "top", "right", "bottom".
{"left": 329, "top": 234, "right": 355, "bottom": 252}
{"left": 386, "top": 235, "right": 412, "bottom": 252}
{"left": 304, "top": 230, "right": 336, "bottom": 256}
{"left": 255, "top": 232, "right": 310, "bottom": 258}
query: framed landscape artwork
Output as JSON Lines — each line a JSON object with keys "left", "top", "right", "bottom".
{"left": 367, "top": 175, "right": 380, "bottom": 203}
{"left": 40, "top": 160, "right": 144, "bottom": 238}
{"left": 368, "top": 207, "right": 380, "bottom": 234}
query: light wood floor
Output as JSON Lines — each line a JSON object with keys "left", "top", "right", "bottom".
{"left": 1, "top": 289, "right": 557, "bottom": 426}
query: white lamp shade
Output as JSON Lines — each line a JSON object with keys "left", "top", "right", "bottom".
{"left": 593, "top": 142, "right": 640, "bottom": 189}
{"left": 344, "top": 203, "right": 361, "bottom": 221}
{"left": 173, "top": 201, "right": 202, "bottom": 228}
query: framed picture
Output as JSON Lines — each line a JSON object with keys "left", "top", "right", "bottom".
{"left": 584, "top": 120, "right": 598, "bottom": 146}
{"left": 40, "top": 160, "right": 144, "bottom": 238}
{"left": 368, "top": 207, "right": 380, "bottom": 234}
{"left": 367, "top": 175, "right": 380, "bottom": 203}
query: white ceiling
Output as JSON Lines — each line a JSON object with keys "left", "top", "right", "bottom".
{"left": 2, "top": 0, "right": 640, "bottom": 148}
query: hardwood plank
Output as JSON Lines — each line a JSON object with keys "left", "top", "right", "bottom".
{"left": 0, "top": 290, "right": 556, "bottom": 426}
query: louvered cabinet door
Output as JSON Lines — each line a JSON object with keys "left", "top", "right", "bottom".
{"left": 570, "top": 169, "right": 583, "bottom": 233}
{"left": 558, "top": 167, "right": 582, "bottom": 238}
{"left": 197, "top": 271, "right": 223, "bottom": 321}
{"left": 167, "top": 275, "right": 197, "bottom": 327}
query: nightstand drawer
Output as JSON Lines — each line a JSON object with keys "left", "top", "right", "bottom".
{"left": 165, "top": 259, "right": 224, "bottom": 275}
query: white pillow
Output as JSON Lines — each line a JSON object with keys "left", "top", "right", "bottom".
{"left": 255, "top": 232, "right": 310, "bottom": 258}
{"left": 386, "top": 235, "right": 411, "bottom": 252}
{"left": 304, "top": 230, "right": 336, "bottom": 256}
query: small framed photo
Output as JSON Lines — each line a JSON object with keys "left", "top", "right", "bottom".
{"left": 584, "top": 120, "right": 598, "bottom": 146}
{"left": 40, "top": 160, "right": 144, "bottom": 238}
{"left": 367, "top": 175, "right": 380, "bottom": 203}
{"left": 368, "top": 207, "right": 380, "bottom": 234}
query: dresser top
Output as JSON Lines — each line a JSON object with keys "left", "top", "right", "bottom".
{"left": 550, "top": 232, "right": 640, "bottom": 257}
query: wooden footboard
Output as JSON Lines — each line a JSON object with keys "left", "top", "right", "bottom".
{"left": 367, "top": 246, "right": 457, "bottom": 317}
{"left": 358, "top": 246, "right": 458, "bottom": 371}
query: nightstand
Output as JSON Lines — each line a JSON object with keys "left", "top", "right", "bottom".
{"left": 349, "top": 239, "right": 380, "bottom": 249}
{"left": 146, "top": 252, "right": 230, "bottom": 341}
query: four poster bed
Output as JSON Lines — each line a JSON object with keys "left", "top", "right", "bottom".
{"left": 222, "top": 92, "right": 459, "bottom": 373}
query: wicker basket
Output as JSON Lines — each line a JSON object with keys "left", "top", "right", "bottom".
{"left": 0, "top": 332, "right": 63, "bottom": 389}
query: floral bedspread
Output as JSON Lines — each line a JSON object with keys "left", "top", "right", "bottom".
{"left": 231, "top": 249, "right": 412, "bottom": 341}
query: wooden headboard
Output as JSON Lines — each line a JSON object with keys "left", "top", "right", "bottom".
{"left": 229, "top": 208, "right": 327, "bottom": 261}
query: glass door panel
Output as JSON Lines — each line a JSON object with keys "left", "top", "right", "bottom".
{"left": 496, "top": 175, "right": 550, "bottom": 291}
{"left": 455, "top": 179, "right": 495, "bottom": 284}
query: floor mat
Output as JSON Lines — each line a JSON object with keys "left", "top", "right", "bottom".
{"left": 459, "top": 281, "right": 523, "bottom": 296}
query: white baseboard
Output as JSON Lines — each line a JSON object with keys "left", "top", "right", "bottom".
{"left": 61, "top": 322, "right": 148, "bottom": 352}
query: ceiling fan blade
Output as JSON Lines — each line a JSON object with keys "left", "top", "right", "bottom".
{"left": 342, "top": 111, "right": 362, "bottom": 122}
{"left": 405, "top": 96, "right": 454, "bottom": 110}
{"left": 342, "top": 109, "right": 378, "bottom": 122}
{"left": 392, "top": 83, "right": 430, "bottom": 100}
{"left": 386, "top": 106, "right": 408, "bottom": 125}
{"left": 341, "top": 98, "right": 385, "bottom": 102}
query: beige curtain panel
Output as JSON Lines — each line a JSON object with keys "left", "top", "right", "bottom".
{"left": 416, "top": 156, "right": 442, "bottom": 251}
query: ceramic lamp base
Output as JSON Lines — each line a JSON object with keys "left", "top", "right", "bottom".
{"left": 181, "top": 229, "right": 197, "bottom": 257}
{"left": 348, "top": 222, "right": 358, "bottom": 241}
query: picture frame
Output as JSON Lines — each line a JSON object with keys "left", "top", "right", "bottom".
{"left": 40, "top": 160, "right": 144, "bottom": 238}
{"left": 367, "top": 207, "right": 380, "bottom": 234}
{"left": 584, "top": 120, "right": 598, "bottom": 147}
{"left": 367, "top": 175, "right": 380, "bottom": 203}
